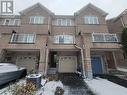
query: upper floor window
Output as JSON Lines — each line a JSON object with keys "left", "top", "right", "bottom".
{"left": 84, "top": 16, "right": 99, "bottom": 24}
{"left": 10, "top": 33, "right": 36, "bottom": 44}
{"left": 54, "top": 35, "right": 75, "bottom": 44}
{"left": 3, "top": 19, "right": 20, "bottom": 26}
{"left": 57, "top": 19, "right": 72, "bottom": 26}
{"left": 29, "top": 16, "right": 44, "bottom": 24}
{"left": 92, "top": 33, "right": 118, "bottom": 43}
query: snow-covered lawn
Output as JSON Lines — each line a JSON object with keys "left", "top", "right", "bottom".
{"left": 0, "top": 79, "right": 63, "bottom": 95}
{"left": 85, "top": 78, "right": 127, "bottom": 95}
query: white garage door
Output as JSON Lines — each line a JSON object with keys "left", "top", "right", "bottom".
{"left": 16, "top": 55, "right": 37, "bottom": 72}
{"left": 59, "top": 56, "right": 77, "bottom": 73}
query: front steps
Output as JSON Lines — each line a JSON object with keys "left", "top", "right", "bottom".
{"left": 47, "top": 68, "right": 57, "bottom": 75}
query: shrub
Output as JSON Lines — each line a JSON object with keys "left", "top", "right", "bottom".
{"left": 9, "top": 82, "right": 36, "bottom": 95}
{"left": 121, "top": 28, "right": 127, "bottom": 56}
{"left": 55, "top": 86, "right": 64, "bottom": 95}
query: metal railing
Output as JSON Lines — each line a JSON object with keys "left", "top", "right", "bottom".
{"left": 50, "top": 35, "right": 75, "bottom": 44}
{"left": 10, "top": 33, "right": 36, "bottom": 43}
{"left": 92, "top": 33, "right": 118, "bottom": 43}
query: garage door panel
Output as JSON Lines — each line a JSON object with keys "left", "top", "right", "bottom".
{"left": 16, "top": 55, "right": 37, "bottom": 72}
{"left": 59, "top": 56, "right": 77, "bottom": 73}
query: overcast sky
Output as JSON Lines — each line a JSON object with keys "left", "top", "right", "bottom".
{"left": 13, "top": 0, "right": 127, "bottom": 19}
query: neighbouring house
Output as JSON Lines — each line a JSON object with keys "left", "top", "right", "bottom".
{"left": 0, "top": 3, "right": 122, "bottom": 79}
{"left": 107, "top": 9, "right": 127, "bottom": 68}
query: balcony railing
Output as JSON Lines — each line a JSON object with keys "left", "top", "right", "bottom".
{"left": 92, "top": 33, "right": 118, "bottom": 43}
{"left": 50, "top": 35, "right": 75, "bottom": 44}
{"left": 10, "top": 33, "right": 36, "bottom": 43}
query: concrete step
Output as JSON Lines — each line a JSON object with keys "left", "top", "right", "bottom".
{"left": 47, "top": 68, "right": 57, "bottom": 75}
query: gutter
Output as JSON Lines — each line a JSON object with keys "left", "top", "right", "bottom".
{"left": 74, "top": 44, "right": 86, "bottom": 78}
{"left": 120, "top": 16, "right": 126, "bottom": 28}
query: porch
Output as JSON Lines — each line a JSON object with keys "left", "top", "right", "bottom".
{"left": 46, "top": 50, "right": 82, "bottom": 75}
{"left": 90, "top": 50, "right": 121, "bottom": 75}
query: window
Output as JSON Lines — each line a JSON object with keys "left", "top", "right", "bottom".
{"left": 92, "top": 33, "right": 118, "bottom": 42}
{"left": 10, "top": 33, "right": 36, "bottom": 43}
{"left": 3, "top": 19, "right": 20, "bottom": 26}
{"left": 14, "top": 19, "right": 20, "bottom": 26}
{"left": 29, "top": 16, "right": 44, "bottom": 24}
{"left": 84, "top": 16, "right": 99, "bottom": 24}
{"left": 3, "top": 19, "right": 10, "bottom": 25}
{"left": 57, "top": 19, "right": 72, "bottom": 26}
{"left": 54, "top": 35, "right": 74, "bottom": 44}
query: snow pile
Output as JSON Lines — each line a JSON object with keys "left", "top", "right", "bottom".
{"left": 42, "top": 80, "right": 63, "bottom": 95}
{"left": 117, "top": 67, "right": 127, "bottom": 72}
{"left": 0, "top": 63, "right": 25, "bottom": 73}
{"left": 85, "top": 78, "right": 127, "bottom": 95}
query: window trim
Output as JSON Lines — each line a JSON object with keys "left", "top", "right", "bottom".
{"left": 29, "top": 16, "right": 44, "bottom": 24}
{"left": 57, "top": 19, "right": 72, "bottom": 26}
{"left": 10, "top": 33, "right": 36, "bottom": 44}
{"left": 3, "top": 19, "right": 20, "bottom": 26}
{"left": 84, "top": 16, "right": 99, "bottom": 24}
{"left": 14, "top": 19, "right": 21, "bottom": 26}
{"left": 53, "top": 35, "right": 75, "bottom": 44}
{"left": 92, "top": 33, "right": 118, "bottom": 43}
{"left": 3, "top": 19, "right": 11, "bottom": 25}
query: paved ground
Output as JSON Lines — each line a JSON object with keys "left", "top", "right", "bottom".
{"left": 95, "top": 74, "right": 127, "bottom": 88}
{"left": 58, "top": 73, "right": 95, "bottom": 95}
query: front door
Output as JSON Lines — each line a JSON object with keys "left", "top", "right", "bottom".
{"left": 59, "top": 56, "right": 77, "bottom": 73}
{"left": 91, "top": 56, "right": 103, "bottom": 75}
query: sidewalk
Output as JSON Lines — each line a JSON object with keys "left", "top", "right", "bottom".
{"left": 85, "top": 78, "right": 127, "bottom": 95}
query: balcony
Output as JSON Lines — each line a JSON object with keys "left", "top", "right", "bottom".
{"left": 10, "top": 33, "right": 36, "bottom": 44}
{"left": 50, "top": 35, "right": 75, "bottom": 44}
{"left": 92, "top": 33, "right": 118, "bottom": 43}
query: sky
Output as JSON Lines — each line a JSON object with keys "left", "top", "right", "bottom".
{"left": 12, "top": 0, "right": 127, "bottom": 19}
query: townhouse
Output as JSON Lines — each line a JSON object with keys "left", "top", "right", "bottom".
{"left": 107, "top": 10, "right": 127, "bottom": 68}
{"left": 0, "top": 3, "right": 122, "bottom": 79}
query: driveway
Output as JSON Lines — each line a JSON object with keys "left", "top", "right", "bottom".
{"left": 58, "top": 73, "right": 95, "bottom": 95}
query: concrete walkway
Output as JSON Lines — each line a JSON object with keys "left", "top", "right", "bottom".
{"left": 58, "top": 73, "right": 95, "bottom": 95}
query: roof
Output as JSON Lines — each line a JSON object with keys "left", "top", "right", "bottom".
{"left": 107, "top": 9, "right": 127, "bottom": 22}
{"left": 19, "top": 3, "right": 54, "bottom": 16}
{"left": 115, "top": 9, "right": 127, "bottom": 20}
{"left": 75, "top": 3, "right": 108, "bottom": 16}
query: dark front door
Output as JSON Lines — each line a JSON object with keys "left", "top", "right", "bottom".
{"left": 91, "top": 56, "right": 103, "bottom": 75}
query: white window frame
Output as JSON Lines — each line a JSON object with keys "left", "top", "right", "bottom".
{"left": 10, "top": 33, "right": 36, "bottom": 43}
{"left": 14, "top": 19, "right": 21, "bottom": 26}
{"left": 3, "top": 19, "right": 11, "bottom": 25}
{"left": 92, "top": 33, "right": 118, "bottom": 43}
{"left": 84, "top": 16, "right": 99, "bottom": 24}
{"left": 57, "top": 19, "right": 72, "bottom": 26}
{"left": 3, "top": 19, "right": 20, "bottom": 26}
{"left": 54, "top": 35, "right": 75, "bottom": 44}
{"left": 29, "top": 16, "right": 44, "bottom": 24}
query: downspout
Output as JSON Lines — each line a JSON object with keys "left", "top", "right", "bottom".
{"left": 44, "top": 16, "right": 51, "bottom": 75}
{"left": 74, "top": 13, "right": 86, "bottom": 78}
{"left": 74, "top": 44, "right": 86, "bottom": 78}
{"left": 44, "top": 44, "right": 49, "bottom": 76}
{"left": 48, "top": 16, "right": 50, "bottom": 32}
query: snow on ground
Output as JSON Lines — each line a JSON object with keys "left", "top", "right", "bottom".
{"left": 117, "top": 67, "right": 127, "bottom": 72}
{"left": 85, "top": 78, "right": 127, "bottom": 95}
{"left": 42, "top": 80, "right": 63, "bottom": 95}
{"left": 0, "top": 79, "right": 63, "bottom": 95}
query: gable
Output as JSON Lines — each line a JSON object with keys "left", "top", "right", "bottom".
{"left": 75, "top": 3, "right": 108, "bottom": 16}
{"left": 19, "top": 3, "right": 54, "bottom": 16}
